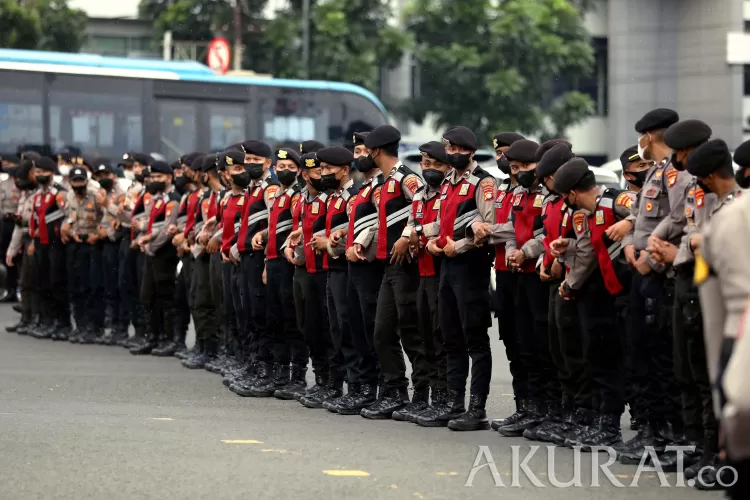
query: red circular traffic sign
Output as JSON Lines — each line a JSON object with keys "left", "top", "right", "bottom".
{"left": 207, "top": 37, "right": 231, "bottom": 75}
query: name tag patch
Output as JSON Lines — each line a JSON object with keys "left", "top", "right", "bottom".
{"left": 459, "top": 184, "right": 470, "bottom": 196}
{"left": 595, "top": 210, "right": 605, "bottom": 225}
{"left": 387, "top": 180, "right": 396, "bottom": 194}
{"left": 533, "top": 195, "right": 544, "bottom": 208}
{"left": 311, "top": 202, "right": 319, "bottom": 214}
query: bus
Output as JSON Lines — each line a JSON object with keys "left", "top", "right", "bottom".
{"left": 0, "top": 49, "right": 389, "bottom": 160}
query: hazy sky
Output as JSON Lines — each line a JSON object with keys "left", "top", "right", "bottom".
{"left": 69, "top": 0, "right": 140, "bottom": 18}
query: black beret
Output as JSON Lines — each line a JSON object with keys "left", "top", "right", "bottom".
{"left": 504, "top": 139, "right": 540, "bottom": 163}
{"left": 241, "top": 140, "right": 272, "bottom": 159}
{"left": 19, "top": 151, "right": 41, "bottom": 162}
{"left": 317, "top": 147, "right": 353, "bottom": 167}
{"left": 536, "top": 143, "right": 575, "bottom": 179}
{"left": 353, "top": 132, "right": 370, "bottom": 146}
{"left": 226, "top": 143, "right": 243, "bottom": 152}
{"left": 635, "top": 108, "right": 679, "bottom": 134}
{"left": 118, "top": 152, "right": 136, "bottom": 167}
{"left": 201, "top": 153, "right": 218, "bottom": 173}
{"left": 33, "top": 156, "right": 57, "bottom": 172}
{"left": 364, "top": 125, "right": 401, "bottom": 149}
{"left": 69, "top": 167, "right": 88, "bottom": 181}
{"left": 149, "top": 160, "right": 173, "bottom": 175}
{"left": 181, "top": 152, "right": 203, "bottom": 168}
{"left": 300, "top": 140, "right": 325, "bottom": 155}
{"left": 664, "top": 120, "right": 712, "bottom": 150}
{"left": 300, "top": 152, "right": 320, "bottom": 170}
{"left": 686, "top": 139, "right": 732, "bottom": 178}
{"left": 419, "top": 141, "right": 451, "bottom": 165}
{"left": 93, "top": 160, "right": 114, "bottom": 175}
{"left": 132, "top": 153, "right": 153, "bottom": 165}
{"left": 217, "top": 150, "right": 246, "bottom": 170}
{"left": 0, "top": 153, "right": 20, "bottom": 164}
{"left": 554, "top": 158, "right": 594, "bottom": 194}
{"left": 619, "top": 146, "right": 641, "bottom": 169}
{"left": 190, "top": 154, "right": 206, "bottom": 172}
{"left": 734, "top": 139, "right": 750, "bottom": 168}
{"left": 15, "top": 161, "right": 31, "bottom": 180}
{"left": 170, "top": 161, "right": 182, "bottom": 172}
{"left": 4, "top": 166, "right": 17, "bottom": 177}
{"left": 535, "top": 139, "right": 572, "bottom": 163}
{"left": 492, "top": 132, "right": 525, "bottom": 150}
{"left": 57, "top": 151, "right": 75, "bottom": 163}
{"left": 442, "top": 126, "right": 478, "bottom": 151}
{"left": 276, "top": 148, "right": 301, "bottom": 166}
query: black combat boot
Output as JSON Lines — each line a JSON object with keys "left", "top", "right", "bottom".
{"left": 448, "top": 393, "right": 490, "bottom": 431}
{"left": 692, "top": 432, "right": 722, "bottom": 491}
{"left": 296, "top": 372, "right": 324, "bottom": 402}
{"left": 578, "top": 413, "right": 622, "bottom": 452}
{"left": 392, "top": 388, "right": 429, "bottom": 422}
{"left": 412, "top": 389, "right": 448, "bottom": 424}
{"left": 300, "top": 373, "right": 331, "bottom": 409}
{"left": 617, "top": 420, "right": 664, "bottom": 464}
{"left": 685, "top": 432, "right": 716, "bottom": 481}
{"left": 491, "top": 399, "right": 527, "bottom": 431}
{"left": 498, "top": 400, "right": 545, "bottom": 437}
{"left": 316, "top": 380, "right": 344, "bottom": 409}
{"left": 536, "top": 408, "right": 574, "bottom": 443}
{"left": 129, "top": 328, "right": 155, "bottom": 355}
{"left": 338, "top": 383, "right": 377, "bottom": 416}
{"left": 565, "top": 413, "right": 602, "bottom": 448}
{"left": 53, "top": 323, "right": 71, "bottom": 342}
{"left": 416, "top": 389, "right": 465, "bottom": 427}
{"left": 360, "top": 387, "right": 409, "bottom": 419}
{"left": 249, "top": 363, "right": 290, "bottom": 398}
{"left": 325, "top": 383, "right": 359, "bottom": 413}
{"left": 6, "top": 319, "right": 29, "bottom": 333}
{"left": 275, "top": 364, "right": 307, "bottom": 400}
{"left": 152, "top": 340, "right": 179, "bottom": 357}
{"left": 651, "top": 423, "right": 700, "bottom": 472}
{"left": 16, "top": 315, "right": 38, "bottom": 336}
{"left": 406, "top": 388, "right": 443, "bottom": 423}
{"left": 524, "top": 403, "right": 562, "bottom": 441}
{"left": 231, "top": 362, "right": 265, "bottom": 396}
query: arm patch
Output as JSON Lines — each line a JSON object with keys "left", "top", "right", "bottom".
{"left": 615, "top": 192, "right": 633, "bottom": 209}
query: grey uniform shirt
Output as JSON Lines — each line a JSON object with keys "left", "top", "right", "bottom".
{"left": 7, "top": 188, "right": 37, "bottom": 258}
{"left": 100, "top": 183, "right": 127, "bottom": 241}
{"left": 67, "top": 190, "right": 103, "bottom": 237}
{"left": 121, "top": 181, "right": 144, "bottom": 229}
{"left": 674, "top": 180, "right": 717, "bottom": 267}
{"left": 0, "top": 178, "right": 20, "bottom": 216}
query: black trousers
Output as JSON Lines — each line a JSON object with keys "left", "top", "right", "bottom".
{"left": 241, "top": 251, "right": 270, "bottom": 363}
{"left": 577, "top": 271, "right": 625, "bottom": 415}
{"left": 141, "top": 246, "right": 178, "bottom": 344}
{"left": 673, "top": 264, "right": 718, "bottom": 438}
{"left": 101, "top": 239, "right": 120, "bottom": 328}
{"left": 327, "top": 268, "right": 355, "bottom": 385}
{"left": 347, "top": 261, "right": 383, "bottom": 386}
{"left": 515, "top": 272, "right": 555, "bottom": 406}
{"left": 191, "top": 255, "right": 216, "bottom": 352}
{"left": 34, "top": 236, "right": 69, "bottom": 327}
{"left": 548, "top": 280, "right": 588, "bottom": 410}
{"left": 174, "top": 254, "right": 192, "bottom": 344}
{"left": 374, "top": 260, "right": 426, "bottom": 392}
{"left": 229, "top": 260, "right": 247, "bottom": 355}
{"left": 628, "top": 271, "right": 680, "bottom": 423}
{"left": 67, "top": 241, "right": 103, "bottom": 331}
{"left": 439, "top": 250, "right": 492, "bottom": 396}
{"left": 292, "top": 266, "right": 308, "bottom": 352}
{"left": 224, "top": 261, "right": 241, "bottom": 359}
{"left": 418, "top": 274, "right": 445, "bottom": 392}
{"left": 495, "top": 270, "right": 525, "bottom": 400}
{"left": 0, "top": 216, "right": 17, "bottom": 293}
{"left": 209, "top": 253, "right": 225, "bottom": 353}
{"left": 19, "top": 235, "right": 37, "bottom": 323}
{"left": 266, "top": 259, "right": 307, "bottom": 366}
{"left": 300, "top": 270, "right": 332, "bottom": 379}
{"left": 118, "top": 236, "right": 138, "bottom": 334}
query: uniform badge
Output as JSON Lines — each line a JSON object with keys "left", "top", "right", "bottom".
{"left": 688, "top": 188, "right": 695, "bottom": 197}
{"left": 278, "top": 197, "right": 286, "bottom": 208}
{"left": 166, "top": 208, "right": 172, "bottom": 217}
{"left": 86, "top": 202, "right": 94, "bottom": 209}
{"left": 267, "top": 186, "right": 279, "bottom": 198}
{"left": 362, "top": 186, "right": 371, "bottom": 199}
{"left": 335, "top": 198, "right": 343, "bottom": 210}
{"left": 666, "top": 168, "right": 678, "bottom": 188}
{"left": 497, "top": 191, "right": 506, "bottom": 204}
{"left": 685, "top": 207, "right": 692, "bottom": 217}
{"left": 512, "top": 193, "right": 523, "bottom": 206}
{"left": 562, "top": 212, "right": 569, "bottom": 227}
{"left": 595, "top": 210, "right": 605, "bottom": 226}
{"left": 45, "top": 194, "right": 51, "bottom": 203}
{"left": 237, "top": 196, "right": 245, "bottom": 206}
{"left": 416, "top": 202, "right": 424, "bottom": 219}
{"left": 697, "top": 197, "right": 704, "bottom": 208}
{"left": 312, "top": 202, "right": 319, "bottom": 214}
{"left": 615, "top": 192, "right": 633, "bottom": 209}
{"left": 387, "top": 180, "right": 396, "bottom": 194}
{"left": 533, "top": 195, "right": 544, "bottom": 208}
{"left": 252, "top": 187, "right": 261, "bottom": 197}
{"left": 347, "top": 197, "right": 356, "bottom": 215}
{"left": 277, "top": 150, "right": 288, "bottom": 159}
{"left": 644, "top": 187, "right": 658, "bottom": 198}
{"left": 156, "top": 200, "right": 163, "bottom": 209}
{"left": 645, "top": 201, "right": 653, "bottom": 212}
{"left": 655, "top": 170, "right": 663, "bottom": 179}
{"left": 459, "top": 184, "right": 470, "bottom": 197}
{"left": 573, "top": 212, "right": 585, "bottom": 233}
{"left": 433, "top": 199, "right": 440, "bottom": 210}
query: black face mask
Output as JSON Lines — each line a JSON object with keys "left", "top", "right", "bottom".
{"left": 626, "top": 169, "right": 648, "bottom": 188}
{"left": 422, "top": 169, "right": 445, "bottom": 188}
{"left": 146, "top": 181, "right": 164, "bottom": 194}
{"left": 231, "top": 171, "right": 251, "bottom": 188}
{"left": 98, "top": 178, "right": 114, "bottom": 191}
{"left": 73, "top": 185, "right": 87, "bottom": 196}
{"left": 134, "top": 173, "right": 145, "bottom": 183}
{"left": 736, "top": 169, "right": 750, "bottom": 189}
{"left": 497, "top": 158, "right": 510, "bottom": 175}
{"left": 277, "top": 170, "right": 297, "bottom": 187}
{"left": 246, "top": 163, "right": 265, "bottom": 180}
{"left": 309, "top": 176, "right": 326, "bottom": 192}
{"left": 449, "top": 153, "right": 472, "bottom": 170}
{"left": 697, "top": 179, "right": 712, "bottom": 194}
{"left": 15, "top": 180, "right": 35, "bottom": 191}
{"left": 356, "top": 155, "right": 376, "bottom": 173}
{"left": 173, "top": 176, "right": 190, "bottom": 194}
{"left": 515, "top": 170, "right": 536, "bottom": 189}
{"left": 671, "top": 153, "right": 685, "bottom": 171}
{"left": 566, "top": 195, "right": 578, "bottom": 211}
{"left": 36, "top": 174, "right": 51, "bottom": 186}
{"left": 321, "top": 173, "right": 341, "bottom": 191}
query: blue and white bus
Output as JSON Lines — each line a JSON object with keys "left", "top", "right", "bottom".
{"left": 0, "top": 49, "right": 388, "bottom": 159}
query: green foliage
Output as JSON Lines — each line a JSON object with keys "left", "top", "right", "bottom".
{"left": 142, "top": 0, "right": 231, "bottom": 43}
{"left": 0, "top": 0, "right": 42, "bottom": 50}
{"left": 403, "top": 0, "right": 595, "bottom": 142}
{"left": 0, "top": 0, "right": 86, "bottom": 52}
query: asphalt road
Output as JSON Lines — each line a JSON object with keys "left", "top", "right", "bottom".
{"left": 0, "top": 304, "right": 723, "bottom": 500}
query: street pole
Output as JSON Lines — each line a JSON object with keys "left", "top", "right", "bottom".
{"left": 302, "top": 0, "right": 310, "bottom": 79}
{"left": 233, "top": 0, "right": 242, "bottom": 70}
{"left": 163, "top": 31, "right": 172, "bottom": 61}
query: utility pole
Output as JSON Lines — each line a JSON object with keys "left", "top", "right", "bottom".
{"left": 302, "top": 0, "right": 310, "bottom": 79}
{"left": 233, "top": 0, "right": 242, "bottom": 70}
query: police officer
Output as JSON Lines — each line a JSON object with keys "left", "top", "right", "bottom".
{"left": 28, "top": 157, "right": 70, "bottom": 339}
{"left": 552, "top": 158, "right": 635, "bottom": 449}
{"left": 620, "top": 146, "right": 652, "bottom": 192}
{"left": 403, "top": 142, "right": 451, "bottom": 425}
{"left": 734, "top": 139, "right": 750, "bottom": 189}
{"left": 353, "top": 125, "right": 427, "bottom": 420}
{"left": 0, "top": 159, "right": 21, "bottom": 300}
{"left": 62, "top": 166, "right": 104, "bottom": 344}
{"left": 135, "top": 160, "right": 181, "bottom": 354}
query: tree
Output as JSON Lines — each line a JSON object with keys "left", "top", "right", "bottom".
{"left": 403, "top": 0, "right": 595, "bottom": 143}
{"left": 36, "top": 0, "right": 88, "bottom": 52}
{"left": 141, "top": 0, "right": 232, "bottom": 43}
{"left": 0, "top": 0, "right": 42, "bottom": 50}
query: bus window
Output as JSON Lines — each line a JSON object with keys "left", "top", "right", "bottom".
{"left": 257, "top": 87, "right": 328, "bottom": 147}
{"left": 209, "top": 103, "right": 246, "bottom": 151}
{"left": 0, "top": 71, "right": 44, "bottom": 153}
{"left": 158, "top": 99, "right": 197, "bottom": 158}
{"left": 48, "top": 75, "right": 143, "bottom": 158}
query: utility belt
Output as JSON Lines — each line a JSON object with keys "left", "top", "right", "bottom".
{"left": 674, "top": 261, "right": 695, "bottom": 277}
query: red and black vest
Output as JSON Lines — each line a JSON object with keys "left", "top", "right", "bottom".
{"left": 182, "top": 188, "right": 202, "bottom": 238}
{"left": 324, "top": 182, "right": 360, "bottom": 271}
{"left": 494, "top": 181, "right": 515, "bottom": 271}
{"left": 437, "top": 166, "right": 492, "bottom": 245}
{"left": 237, "top": 178, "right": 280, "bottom": 254}
{"left": 585, "top": 189, "right": 629, "bottom": 295}
{"left": 541, "top": 195, "right": 572, "bottom": 270}
{"left": 346, "top": 175, "right": 383, "bottom": 251}
{"left": 147, "top": 191, "right": 181, "bottom": 236}
{"left": 130, "top": 190, "right": 151, "bottom": 240}
{"left": 301, "top": 192, "right": 329, "bottom": 274}
{"left": 510, "top": 186, "right": 545, "bottom": 273}
{"left": 377, "top": 165, "right": 419, "bottom": 261}
{"left": 412, "top": 187, "right": 441, "bottom": 277}
{"left": 30, "top": 185, "right": 67, "bottom": 245}
{"left": 219, "top": 191, "right": 246, "bottom": 254}
{"left": 267, "top": 185, "right": 301, "bottom": 261}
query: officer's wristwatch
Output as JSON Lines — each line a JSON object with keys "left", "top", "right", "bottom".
{"left": 414, "top": 222, "right": 423, "bottom": 237}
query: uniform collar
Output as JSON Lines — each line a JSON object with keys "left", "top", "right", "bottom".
{"left": 423, "top": 185, "right": 441, "bottom": 199}
{"left": 335, "top": 178, "right": 354, "bottom": 195}
{"left": 717, "top": 184, "right": 743, "bottom": 208}
{"left": 251, "top": 170, "right": 272, "bottom": 188}
{"left": 385, "top": 161, "right": 403, "bottom": 179}
{"left": 446, "top": 161, "right": 479, "bottom": 184}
